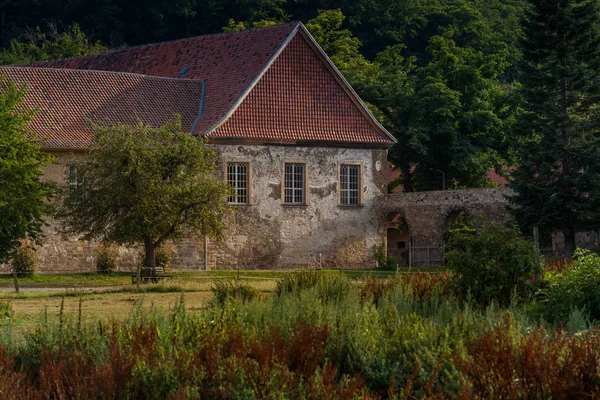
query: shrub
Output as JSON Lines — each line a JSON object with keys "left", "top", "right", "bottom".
{"left": 446, "top": 222, "right": 540, "bottom": 306}
{"left": 540, "top": 249, "right": 600, "bottom": 323}
{"left": 275, "top": 270, "right": 351, "bottom": 303}
{"left": 211, "top": 279, "right": 259, "bottom": 306}
{"left": 374, "top": 242, "right": 398, "bottom": 270}
{"left": 155, "top": 242, "right": 175, "bottom": 271}
{"left": 12, "top": 245, "right": 39, "bottom": 277}
{"left": 94, "top": 245, "right": 118, "bottom": 274}
{"left": 0, "top": 300, "right": 13, "bottom": 318}
{"left": 275, "top": 270, "right": 321, "bottom": 296}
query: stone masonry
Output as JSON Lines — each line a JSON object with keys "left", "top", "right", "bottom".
{"left": 3, "top": 146, "right": 389, "bottom": 272}
{"left": 379, "top": 188, "right": 514, "bottom": 247}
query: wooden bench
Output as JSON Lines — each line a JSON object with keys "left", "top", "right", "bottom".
{"left": 132, "top": 267, "right": 172, "bottom": 284}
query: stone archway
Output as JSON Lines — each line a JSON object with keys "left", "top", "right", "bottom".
{"left": 443, "top": 208, "right": 476, "bottom": 241}
{"left": 386, "top": 213, "right": 411, "bottom": 266}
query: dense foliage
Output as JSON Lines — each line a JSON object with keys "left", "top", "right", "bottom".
{"left": 0, "top": 24, "right": 106, "bottom": 65}
{"left": 446, "top": 222, "right": 540, "bottom": 306}
{"left": 0, "top": 0, "right": 527, "bottom": 191}
{"left": 510, "top": 0, "right": 600, "bottom": 256}
{"left": 541, "top": 249, "right": 600, "bottom": 323}
{"left": 0, "top": 79, "right": 54, "bottom": 264}
{"left": 58, "top": 117, "right": 230, "bottom": 270}
{"left": 11, "top": 245, "right": 39, "bottom": 277}
{"left": 0, "top": 272, "right": 599, "bottom": 398}
{"left": 94, "top": 245, "right": 118, "bottom": 274}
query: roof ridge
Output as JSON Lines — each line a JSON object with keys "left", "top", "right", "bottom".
{"left": 24, "top": 21, "right": 301, "bottom": 67}
{"left": 0, "top": 65, "right": 202, "bottom": 83}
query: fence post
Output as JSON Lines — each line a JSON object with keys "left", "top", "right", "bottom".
{"left": 427, "top": 245, "right": 431, "bottom": 266}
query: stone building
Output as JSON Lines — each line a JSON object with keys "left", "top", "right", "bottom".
{"left": 2, "top": 22, "right": 396, "bottom": 271}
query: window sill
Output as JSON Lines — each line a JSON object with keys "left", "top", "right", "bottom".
{"left": 338, "top": 204, "right": 364, "bottom": 208}
{"left": 282, "top": 203, "right": 309, "bottom": 208}
{"left": 228, "top": 203, "right": 252, "bottom": 207}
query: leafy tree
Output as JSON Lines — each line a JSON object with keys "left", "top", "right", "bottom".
{"left": 306, "top": 9, "right": 513, "bottom": 191}
{"left": 509, "top": 0, "right": 600, "bottom": 257}
{"left": 0, "top": 78, "right": 54, "bottom": 263}
{"left": 446, "top": 222, "right": 540, "bottom": 306}
{"left": 58, "top": 117, "right": 231, "bottom": 271}
{"left": 0, "top": 24, "right": 106, "bottom": 65}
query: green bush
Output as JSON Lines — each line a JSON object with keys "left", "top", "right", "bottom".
{"left": 446, "top": 222, "right": 540, "bottom": 306}
{"left": 274, "top": 270, "right": 351, "bottom": 303}
{"left": 94, "top": 245, "right": 118, "bottom": 274}
{"left": 12, "top": 245, "right": 39, "bottom": 277}
{"left": 275, "top": 270, "right": 321, "bottom": 296}
{"left": 0, "top": 300, "right": 13, "bottom": 318}
{"left": 375, "top": 241, "right": 398, "bottom": 270}
{"left": 211, "top": 279, "right": 259, "bottom": 306}
{"left": 155, "top": 243, "right": 175, "bottom": 271}
{"left": 540, "top": 249, "right": 600, "bottom": 323}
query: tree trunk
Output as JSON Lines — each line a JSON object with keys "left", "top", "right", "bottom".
{"left": 564, "top": 228, "right": 576, "bottom": 259}
{"left": 144, "top": 237, "right": 156, "bottom": 273}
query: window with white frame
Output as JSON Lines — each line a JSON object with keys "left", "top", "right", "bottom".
{"left": 284, "top": 163, "right": 305, "bottom": 204}
{"left": 340, "top": 164, "right": 360, "bottom": 205}
{"left": 227, "top": 162, "right": 249, "bottom": 204}
{"left": 66, "top": 165, "right": 80, "bottom": 193}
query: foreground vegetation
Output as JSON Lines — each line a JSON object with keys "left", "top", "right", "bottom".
{"left": 0, "top": 258, "right": 598, "bottom": 399}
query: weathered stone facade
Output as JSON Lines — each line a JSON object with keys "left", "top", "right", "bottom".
{"left": 379, "top": 188, "right": 514, "bottom": 265}
{"left": 5, "top": 146, "right": 388, "bottom": 272}
{"left": 380, "top": 188, "right": 514, "bottom": 245}
{"left": 211, "top": 145, "right": 388, "bottom": 269}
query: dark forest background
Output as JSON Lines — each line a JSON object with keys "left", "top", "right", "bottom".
{"left": 0, "top": 0, "right": 532, "bottom": 191}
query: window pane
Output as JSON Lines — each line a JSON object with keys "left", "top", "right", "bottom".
{"left": 284, "top": 163, "right": 305, "bottom": 204}
{"left": 340, "top": 164, "right": 360, "bottom": 205}
{"left": 227, "top": 162, "right": 248, "bottom": 204}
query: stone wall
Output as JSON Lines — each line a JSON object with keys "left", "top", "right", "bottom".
{"left": 211, "top": 144, "right": 388, "bottom": 269}
{"left": 4, "top": 145, "right": 388, "bottom": 272}
{"left": 379, "top": 188, "right": 514, "bottom": 247}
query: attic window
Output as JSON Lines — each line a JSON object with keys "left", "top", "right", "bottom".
{"left": 179, "top": 66, "right": 190, "bottom": 77}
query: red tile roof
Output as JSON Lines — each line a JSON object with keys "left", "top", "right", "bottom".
{"left": 29, "top": 23, "right": 298, "bottom": 136}
{"left": 16, "top": 23, "right": 395, "bottom": 148}
{"left": 487, "top": 169, "right": 509, "bottom": 187}
{"left": 0, "top": 67, "right": 203, "bottom": 149}
{"left": 213, "top": 32, "right": 392, "bottom": 144}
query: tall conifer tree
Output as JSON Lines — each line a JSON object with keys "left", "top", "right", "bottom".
{"left": 510, "top": 0, "right": 600, "bottom": 256}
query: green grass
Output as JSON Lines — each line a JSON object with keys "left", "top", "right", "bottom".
{"left": 0, "top": 267, "right": 446, "bottom": 289}
{"left": 0, "top": 272, "right": 132, "bottom": 287}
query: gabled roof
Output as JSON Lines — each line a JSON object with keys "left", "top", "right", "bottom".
{"left": 0, "top": 67, "right": 203, "bottom": 149}
{"left": 212, "top": 31, "right": 392, "bottom": 144}
{"left": 29, "top": 23, "right": 298, "bottom": 137}
{"left": 16, "top": 22, "right": 395, "bottom": 149}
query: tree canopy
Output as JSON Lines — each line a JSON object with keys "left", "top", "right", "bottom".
{"left": 58, "top": 117, "right": 231, "bottom": 270}
{"left": 0, "top": 78, "right": 54, "bottom": 263}
{"left": 509, "top": 0, "right": 600, "bottom": 256}
{"left": 0, "top": 0, "right": 530, "bottom": 191}
{"left": 0, "top": 24, "right": 106, "bottom": 65}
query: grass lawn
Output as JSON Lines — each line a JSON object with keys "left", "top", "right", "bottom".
{"left": 0, "top": 267, "right": 446, "bottom": 332}
{"left": 0, "top": 266, "right": 446, "bottom": 287}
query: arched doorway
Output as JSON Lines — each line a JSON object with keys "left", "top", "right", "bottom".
{"left": 387, "top": 214, "right": 410, "bottom": 267}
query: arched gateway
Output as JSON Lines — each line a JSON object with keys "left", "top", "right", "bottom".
{"left": 378, "top": 188, "right": 513, "bottom": 267}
